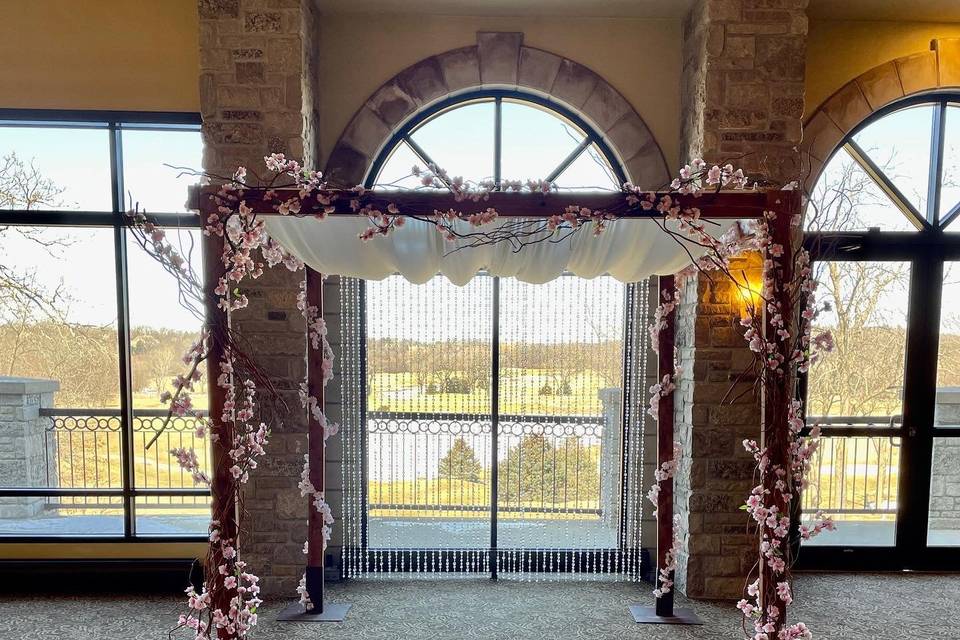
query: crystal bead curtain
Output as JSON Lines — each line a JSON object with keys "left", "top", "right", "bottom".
{"left": 339, "top": 275, "right": 649, "bottom": 580}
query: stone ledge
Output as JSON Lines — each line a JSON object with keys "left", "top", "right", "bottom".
{"left": 0, "top": 377, "right": 59, "bottom": 395}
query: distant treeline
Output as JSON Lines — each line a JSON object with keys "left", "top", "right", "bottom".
{"left": 0, "top": 321, "right": 199, "bottom": 407}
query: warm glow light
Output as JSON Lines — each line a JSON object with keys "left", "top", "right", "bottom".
{"left": 737, "top": 277, "right": 763, "bottom": 314}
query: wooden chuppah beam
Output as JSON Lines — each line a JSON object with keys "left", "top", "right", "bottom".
{"left": 191, "top": 186, "right": 775, "bottom": 220}
{"left": 631, "top": 275, "right": 700, "bottom": 625}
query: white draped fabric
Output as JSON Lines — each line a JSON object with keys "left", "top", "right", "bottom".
{"left": 266, "top": 216, "right": 738, "bottom": 285}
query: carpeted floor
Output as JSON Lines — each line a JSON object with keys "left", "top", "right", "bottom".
{"left": 0, "top": 573, "right": 955, "bottom": 639}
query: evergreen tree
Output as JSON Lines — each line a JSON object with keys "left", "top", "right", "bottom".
{"left": 438, "top": 437, "right": 483, "bottom": 482}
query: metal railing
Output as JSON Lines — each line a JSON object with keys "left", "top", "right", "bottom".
{"left": 39, "top": 408, "right": 210, "bottom": 508}
{"left": 802, "top": 415, "right": 901, "bottom": 518}
{"left": 366, "top": 410, "right": 609, "bottom": 519}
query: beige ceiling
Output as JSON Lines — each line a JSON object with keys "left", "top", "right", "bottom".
{"left": 317, "top": 0, "right": 960, "bottom": 21}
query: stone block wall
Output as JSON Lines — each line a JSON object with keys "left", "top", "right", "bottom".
{"left": 0, "top": 378, "right": 59, "bottom": 518}
{"left": 681, "top": 0, "right": 808, "bottom": 185}
{"left": 931, "top": 388, "right": 960, "bottom": 533}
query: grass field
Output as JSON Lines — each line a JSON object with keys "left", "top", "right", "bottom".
{"left": 367, "top": 367, "right": 612, "bottom": 416}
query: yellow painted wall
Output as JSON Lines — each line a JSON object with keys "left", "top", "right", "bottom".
{"left": 0, "top": 0, "right": 199, "bottom": 112}
{"left": 806, "top": 19, "right": 960, "bottom": 116}
{"left": 317, "top": 13, "right": 684, "bottom": 169}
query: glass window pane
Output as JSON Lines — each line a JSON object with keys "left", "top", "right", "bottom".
{"left": 937, "top": 263, "right": 960, "bottom": 427}
{"left": 121, "top": 128, "right": 202, "bottom": 213}
{"left": 0, "top": 125, "right": 112, "bottom": 211}
{"left": 0, "top": 498, "right": 123, "bottom": 536}
{"left": 128, "top": 228, "right": 205, "bottom": 412}
{"left": 136, "top": 495, "right": 209, "bottom": 537}
{"left": 806, "top": 260, "right": 910, "bottom": 419}
{"left": 805, "top": 148, "right": 917, "bottom": 232}
{"left": 852, "top": 104, "right": 933, "bottom": 218}
{"left": 500, "top": 100, "right": 583, "bottom": 182}
{"left": 0, "top": 226, "right": 120, "bottom": 410}
{"left": 127, "top": 229, "right": 209, "bottom": 522}
{"left": 0, "top": 225, "right": 122, "bottom": 519}
{"left": 410, "top": 101, "right": 494, "bottom": 183}
{"left": 802, "top": 436, "right": 900, "bottom": 547}
{"left": 553, "top": 144, "right": 620, "bottom": 191}
{"left": 928, "top": 437, "right": 960, "bottom": 546}
{"left": 940, "top": 104, "right": 960, "bottom": 224}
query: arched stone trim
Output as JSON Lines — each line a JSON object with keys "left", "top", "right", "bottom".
{"left": 801, "top": 37, "right": 960, "bottom": 191}
{"left": 324, "top": 32, "right": 670, "bottom": 189}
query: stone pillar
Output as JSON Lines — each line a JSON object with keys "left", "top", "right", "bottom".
{"left": 681, "top": 0, "right": 807, "bottom": 185}
{"left": 0, "top": 377, "right": 59, "bottom": 519}
{"left": 197, "top": 0, "right": 327, "bottom": 595}
{"left": 598, "top": 387, "right": 622, "bottom": 528}
{"left": 674, "top": 0, "right": 807, "bottom": 601}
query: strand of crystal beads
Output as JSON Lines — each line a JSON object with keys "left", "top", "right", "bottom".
{"left": 632, "top": 279, "right": 651, "bottom": 582}
{"left": 340, "top": 277, "right": 358, "bottom": 577}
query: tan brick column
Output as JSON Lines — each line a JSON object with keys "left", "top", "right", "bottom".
{"left": 197, "top": 0, "right": 326, "bottom": 595}
{"left": 675, "top": 0, "right": 808, "bottom": 600}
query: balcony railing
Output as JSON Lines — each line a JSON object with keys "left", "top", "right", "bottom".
{"left": 366, "top": 410, "right": 614, "bottom": 520}
{"left": 39, "top": 408, "right": 210, "bottom": 508}
{"left": 803, "top": 416, "right": 901, "bottom": 520}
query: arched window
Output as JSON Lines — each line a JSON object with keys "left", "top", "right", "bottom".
{"left": 807, "top": 95, "right": 960, "bottom": 233}
{"left": 366, "top": 90, "right": 627, "bottom": 192}
{"left": 801, "top": 94, "right": 960, "bottom": 565}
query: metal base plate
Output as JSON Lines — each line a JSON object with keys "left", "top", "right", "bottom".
{"left": 277, "top": 601, "right": 352, "bottom": 622}
{"left": 629, "top": 605, "right": 703, "bottom": 625}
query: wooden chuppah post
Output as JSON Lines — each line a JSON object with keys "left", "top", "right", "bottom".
{"left": 655, "top": 274, "right": 677, "bottom": 617}
{"left": 631, "top": 275, "right": 701, "bottom": 625}
{"left": 278, "top": 266, "right": 352, "bottom": 622}
{"left": 758, "top": 193, "right": 797, "bottom": 633}
{"left": 305, "top": 266, "right": 327, "bottom": 609}
{"left": 203, "top": 233, "right": 240, "bottom": 640}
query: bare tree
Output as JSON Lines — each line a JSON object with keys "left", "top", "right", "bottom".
{"left": 806, "top": 153, "right": 910, "bottom": 417}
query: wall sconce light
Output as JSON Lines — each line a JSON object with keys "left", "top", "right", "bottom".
{"left": 736, "top": 276, "right": 763, "bottom": 316}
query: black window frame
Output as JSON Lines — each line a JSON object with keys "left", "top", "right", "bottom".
{"left": 0, "top": 108, "right": 206, "bottom": 543}
{"left": 365, "top": 89, "right": 629, "bottom": 191}
{"left": 798, "top": 92, "right": 960, "bottom": 571}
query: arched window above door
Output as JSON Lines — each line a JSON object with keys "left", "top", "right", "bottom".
{"left": 807, "top": 95, "right": 960, "bottom": 234}
{"left": 323, "top": 33, "right": 670, "bottom": 189}
{"left": 367, "top": 91, "right": 626, "bottom": 192}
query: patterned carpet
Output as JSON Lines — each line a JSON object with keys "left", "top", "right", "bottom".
{"left": 0, "top": 573, "right": 955, "bottom": 640}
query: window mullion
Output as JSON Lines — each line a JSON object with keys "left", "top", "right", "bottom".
{"left": 928, "top": 100, "right": 947, "bottom": 225}
{"left": 494, "top": 97, "right": 502, "bottom": 190}
{"left": 110, "top": 124, "right": 137, "bottom": 538}
{"left": 545, "top": 138, "right": 592, "bottom": 184}
{"left": 845, "top": 140, "right": 928, "bottom": 230}
{"left": 405, "top": 136, "right": 454, "bottom": 190}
